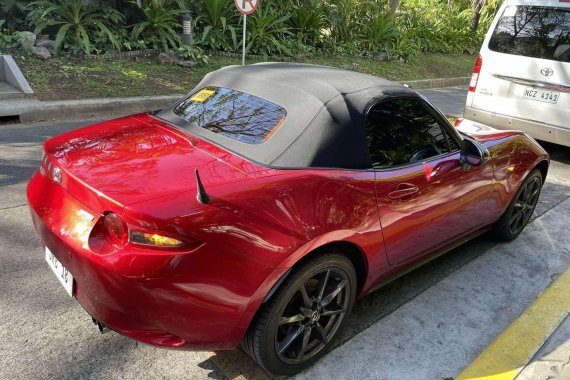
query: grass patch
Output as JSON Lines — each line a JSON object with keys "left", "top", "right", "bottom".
{"left": 13, "top": 52, "right": 476, "bottom": 101}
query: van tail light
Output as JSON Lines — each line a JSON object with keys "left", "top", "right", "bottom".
{"left": 103, "top": 213, "right": 128, "bottom": 248}
{"left": 469, "top": 54, "right": 483, "bottom": 92}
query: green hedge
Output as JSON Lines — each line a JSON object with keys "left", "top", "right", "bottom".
{"left": 0, "top": 0, "right": 502, "bottom": 59}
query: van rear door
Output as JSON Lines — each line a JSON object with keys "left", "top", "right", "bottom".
{"left": 469, "top": 3, "right": 569, "bottom": 129}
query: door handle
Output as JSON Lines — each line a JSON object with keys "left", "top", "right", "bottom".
{"left": 388, "top": 184, "right": 419, "bottom": 199}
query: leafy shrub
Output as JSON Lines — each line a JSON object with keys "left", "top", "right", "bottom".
{"left": 395, "top": 3, "right": 476, "bottom": 57}
{"left": 4, "top": 0, "right": 491, "bottom": 59}
{"left": 246, "top": 2, "right": 292, "bottom": 56}
{"left": 477, "top": 0, "right": 501, "bottom": 41}
{"left": 0, "top": 19, "right": 18, "bottom": 51}
{"left": 359, "top": 11, "right": 399, "bottom": 52}
{"left": 387, "top": 34, "right": 422, "bottom": 61}
{"left": 194, "top": 0, "right": 238, "bottom": 52}
{"left": 92, "top": 26, "right": 145, "bottom": 53}
{"left": 26, "top": 0, "right": 124, "bottom": 55}
{"left": 287, "top": 0, "right": 326, "bottom": 45}
{"left": 130, "top": 0, "right": 183, "bottom": 51}
{"left": 178, "top": 44, "right": 209, "bottom": 65}
{"left": 0, "top": 0, "right": 30, "bottom": 30}
{"left": 281, "top": 38, "right": 316, "bottom": 56}
{"left": 325, "top": 0, "right": 360, "bottom": 44}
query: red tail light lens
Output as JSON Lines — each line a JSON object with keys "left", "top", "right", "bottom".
{"left": 469, "top": 54, "right": 483, "bottom": 92}
{"left": 103, "top": 213, "right": 128, "bottom": 247}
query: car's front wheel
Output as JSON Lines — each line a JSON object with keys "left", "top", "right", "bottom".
{"left": 494, "top": 169, "right": 543, "bottom": 241}
{"left": 242, "top": 253, "right": 357, "bottom": 376}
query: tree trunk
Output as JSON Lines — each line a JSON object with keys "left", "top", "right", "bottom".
{"left": 470, "top": 0, "right": 485, "bottom": 34}
{"left": 389, "top": 0, "right": 400, "bottom": 15}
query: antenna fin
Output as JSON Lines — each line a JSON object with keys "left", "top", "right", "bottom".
{"left": 195, "top": 169, "right": 209, "bottom": 204}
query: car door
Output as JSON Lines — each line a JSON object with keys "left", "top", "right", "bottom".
{"left": 365, "top": 96, "right": 497, "bottom": 266}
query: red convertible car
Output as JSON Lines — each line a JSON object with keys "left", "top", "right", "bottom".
{"left": 28, "top": 63, "right": 548, "bottom": 375}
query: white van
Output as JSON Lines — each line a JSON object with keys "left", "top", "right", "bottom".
{"left": 464, "top": 0, "right": 569, "bottom": 146}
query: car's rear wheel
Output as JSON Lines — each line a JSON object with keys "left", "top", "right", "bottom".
{"left": 494, "top": 169, "right": 543, "bottom": 241}
{"left": 242, "top": 253, "right": 356, "bottom": 376}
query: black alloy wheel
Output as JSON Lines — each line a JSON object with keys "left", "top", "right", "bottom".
{"left": 508, "top": 174, "right": 541, "bottom": 235}
{"left": 275, "top": 267, "right": 350, "bottom": 364}
{"left": 495, "top": 169, "right": 543, "bottom": 241}
{"left": 242, "top": 253, "right": 357, "bottom": 376}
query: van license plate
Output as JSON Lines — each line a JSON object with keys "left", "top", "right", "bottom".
{"left": 523, "top": 87, "right": 560, "bottom": 104}
{"left": 45, "top": 247, "right": 74, "bottom": 297}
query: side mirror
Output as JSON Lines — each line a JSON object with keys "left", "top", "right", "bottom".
{"left": 460, "top": 138, "right": 489, "bottom": 169}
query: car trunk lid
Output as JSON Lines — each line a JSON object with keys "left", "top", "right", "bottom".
{"left": 43, "top": 114, "right": 253, "bottom": 213}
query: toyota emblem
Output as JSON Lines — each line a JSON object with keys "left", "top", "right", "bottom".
{"left": 540, "top": 67, "right": 554, "bottom": 77}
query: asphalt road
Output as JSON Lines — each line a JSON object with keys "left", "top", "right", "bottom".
{"left": 418, "top": 85, "right": 470, "bottom": 117}
{"left": 1, "top": 87, "right": 569, "bottom": 379}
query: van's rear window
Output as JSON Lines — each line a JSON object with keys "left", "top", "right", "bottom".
{"left": 173, "top": 87, "right": 286, "bottom": 144}
{"left": 489, "top": 5, "right": 570, "bottom": 63}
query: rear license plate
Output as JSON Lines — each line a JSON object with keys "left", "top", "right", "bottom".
{"left": 45, "top": 247, "right": 74, "bottom": 297}
{"left": 523, "top": 87, "right": 560, "bottom": 104}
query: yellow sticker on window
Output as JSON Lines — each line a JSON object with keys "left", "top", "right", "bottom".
{"left": 191, "top": 89, "right": 215, "bottom": 103}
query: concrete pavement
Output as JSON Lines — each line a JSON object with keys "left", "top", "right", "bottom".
{"left": 1, "top": 87, "right": 569, "bottom": 380}
{"left": 296, "top": 197, "right": 570, "bottom": 379}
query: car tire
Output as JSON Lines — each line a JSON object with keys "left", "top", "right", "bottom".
{"left": 494, "top": 169, "right": 543, "bottom": 241}
{"left": 242, "top": 253, "right": 357, "bottom": 376}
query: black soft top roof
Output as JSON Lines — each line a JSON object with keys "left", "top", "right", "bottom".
{"left": 158, "top": 62, "right": 416, "bottom": 169}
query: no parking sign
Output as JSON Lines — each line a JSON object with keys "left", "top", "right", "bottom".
{"left": 234, "top": 0, "right": 259, "bottom": 65}
{"left": 234, "top": 0, "right": 259, "bottom": 15}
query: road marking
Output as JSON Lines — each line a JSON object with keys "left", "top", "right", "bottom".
{"left": 457, "top": 266, "right": 570, "bottom": 380}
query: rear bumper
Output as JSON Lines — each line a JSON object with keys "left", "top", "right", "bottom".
{"left": 30, "top": 207, "right": 190, "bottom": 347}
{"left": 464, "top": 106, "right": 570, "bottom": 147}
{"left": 26, "top": 170, "right": 279, "bottom": 351}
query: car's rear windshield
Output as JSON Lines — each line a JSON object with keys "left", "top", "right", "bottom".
{"left": 172, "top": 87, "right": 287, "bottom": 144}
{"left": 488, "top": 5, "right": 570, "bottom": 63}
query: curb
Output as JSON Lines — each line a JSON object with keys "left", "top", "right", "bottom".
{"left": 8, "top": 77, "right": 469, "bottom": 124}
{"left": 16, "top": 94, "right": 183, "bottom": 123}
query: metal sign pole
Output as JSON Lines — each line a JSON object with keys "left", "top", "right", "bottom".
{"left": 242, "top": 14, "right": 247, "bottom": 66}
{"left": 235, "top": 0, "right": 257, "bottom": 65}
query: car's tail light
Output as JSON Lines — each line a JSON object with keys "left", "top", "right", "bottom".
{"left": 103, "top": 213, "right": 128, "bottom": 247}
{"left": 469, "top": 54, "right": 482, "bottom": 93}
{"left": 99, "top": 213, "right": 200, "bottom": 251}
{"left": 454, "top": 118, "right": 463, "bottom": 128}
{"left": 129, "top": 230, "right": 185, "bottom": 248}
